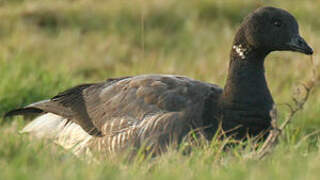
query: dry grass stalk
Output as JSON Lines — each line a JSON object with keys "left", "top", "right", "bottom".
{"left": 254, "top": 56, "right": 319, "bottom": 159}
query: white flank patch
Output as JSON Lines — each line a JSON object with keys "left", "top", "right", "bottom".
{"left": 21, "top": 112, "right": 170, "bottom": 156}
{"left": 21, "top": 113, "right": 93, "bottom": 157}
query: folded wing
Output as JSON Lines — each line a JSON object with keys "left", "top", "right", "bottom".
{"left": 6, "top": 75, "right": 222, "bottom": 154}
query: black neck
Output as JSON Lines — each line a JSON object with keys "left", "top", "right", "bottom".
{"left": 202, "top": 34, "right": 275, "bottom": 139}
{"left": 213, "top": 43, "right": 274, "bottom": 138}
{"left": 221, "top": 47, "right": 273, "bottom": 110}
{"left": 220, "top": 26, "right": 274, "bottom": 111}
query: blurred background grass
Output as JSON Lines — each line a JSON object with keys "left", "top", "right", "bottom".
{"left": 0, "top": 0, "right": 320, "bottom": 179}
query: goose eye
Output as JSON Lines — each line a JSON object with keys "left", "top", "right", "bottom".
{"left": 272, "top": 20, "right": 282, "bottom": 27}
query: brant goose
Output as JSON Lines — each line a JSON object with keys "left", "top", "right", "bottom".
{"left": 5, "top": 7, "right": 313, "bottom": 156}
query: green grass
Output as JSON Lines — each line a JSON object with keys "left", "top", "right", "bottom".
{"left": 0, "top": 0, "right": 320, "bottom": 179}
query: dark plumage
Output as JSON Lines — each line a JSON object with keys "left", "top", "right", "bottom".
{"left": 5, "top": 7, "right": 313, "bottom": 156}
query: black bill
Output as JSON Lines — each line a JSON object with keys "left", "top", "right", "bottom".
{"left": 287, "top": 35, "right": 313, "bottom": 55}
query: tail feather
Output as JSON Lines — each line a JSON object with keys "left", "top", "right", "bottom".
{"left": 5, "top": 100, "right": 95, "bottom": 157}
{"left": 4, "top": 107, "right": 44, "bottom": 118}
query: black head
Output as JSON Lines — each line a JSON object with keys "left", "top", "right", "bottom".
{"left": 236, "top": 6, "right": 313, "bottom": 55}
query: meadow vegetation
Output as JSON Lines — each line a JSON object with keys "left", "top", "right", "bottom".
{"left": 0, "top": 0, "right": 320, "bottom": 179}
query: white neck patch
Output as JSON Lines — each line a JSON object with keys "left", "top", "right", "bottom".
{"left": 232, "top": 44, "right": 247, "bottom": 59}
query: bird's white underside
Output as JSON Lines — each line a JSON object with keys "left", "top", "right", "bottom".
{"left": 21, "top": 113, "right": 93, "bottom": 157}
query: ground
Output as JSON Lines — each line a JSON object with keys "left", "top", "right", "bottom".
{"left": 0, "top": 0, "right": 320, "bottom": 179}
